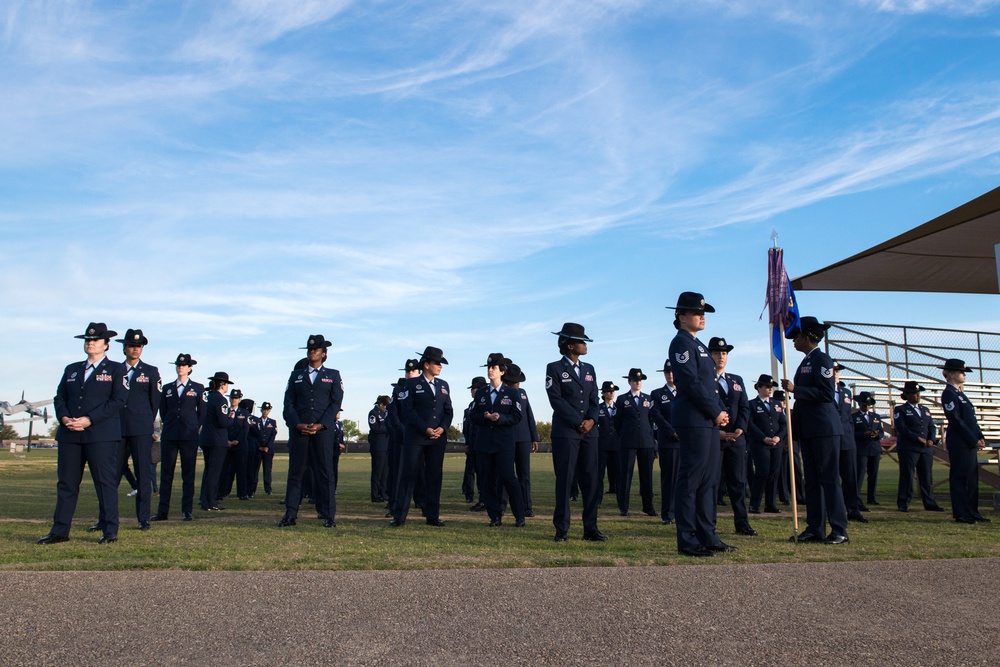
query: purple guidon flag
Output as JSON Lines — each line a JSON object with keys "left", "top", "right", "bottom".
{"left": 766, "top": 247, "right": 800, "bottom": 363}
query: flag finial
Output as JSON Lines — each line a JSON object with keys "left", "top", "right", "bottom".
{"left": 770, "top": 228, "right": 779, "bottom": 247}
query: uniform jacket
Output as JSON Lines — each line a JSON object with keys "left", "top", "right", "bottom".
{"left": 200, "top": 390, "right": 234, "bottom": 448}
{"left": 120, "top": 360, "right": 162, "bottom": 437}
{"left": 544, "top": 357, "right": 600, "bottom": 441}
{"left": 463, "top": 401, "right": 478, "bottom": 451}
{"left": 717, "top": 372, "right": 750, "bottom": 447}
{"left": 746, "top": 396, "right": 787, "bottom": 447}
{"left": 282, "top": 365, "right": 344, "bottom": 432}
{"left": 397, "top": 375, "right": 454, "bottom": 446}
{"left": 470, "top": 383, "right": 523, "bottom": 453}
{"left": 368, "top": 407, "right": 389, "bottom": 452}
{"left": 387, "top": 387, "right": 404, "bottom": 448}
{"left": 942, "top": 385, "right": 983, "bottom": 450}
{"left": 159, "top": 379, "right": 205, "bottom": 440}
{"left": 228, "top": 406, "right": 250, "bottom": 448}
{"left": 649, "top": 384, "right": 678, "bottom": 448}
{"left": 246, "top": 414, "right": 262, "bottom": 451}
{"left": 614, "top": 391, "right": 655, "bottom": 449}
{"left": 893, "top": 402, "right": 935, "bottom": 452}
{"left": 54, "top": 356, "right": 129, "bottom": 444}
{"left": 258, "top": 416, "right": 277, "bottom": 451}
{"left": 835, "top": 382, "right": 856, "bottom": 451}
{"left": 668, "top": 332, "right": 725, "bottom": 429}
{"left": 597, "top": 402, "right": 619, "bottom": 452}
{"left": 790, "top": 348, "right": 842, "bottom": 439}
{"left": 513, "top": 388, "right": 540, "bottom": 444}
{"left": 853, "top": 409, "right": 885, "bottom": 456}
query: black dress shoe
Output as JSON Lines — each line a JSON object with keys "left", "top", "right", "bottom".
{"left": 869, "top": 499, "right": 880, "bottom": 506}
{"left": 924, "top": 505, "right": 944, "bottom": 512}
{"left": 389, "top": 518, "right": 405, "bottom": 527}
{"left": 265, "top": 491, "right": 272, "bottom": 496}
{"left": 791, "top": 532, "right": 823, "bottom": 543}
{"left": 582, "top": 530, "right": 608, "bottom": 542}
{"left": 37, "top": 533, "right": 69, "bottom": 545}
{"left": 748, "top": 508, "right": 761, "bottom": 514}
{"left": 717, "top": 498, "right": 727, "bottom": 506}
{"left": 524, "top": 510, "right": 534, "bottom": 518}
{"left": 277, "top": 516, "right": 296, "bottom": 527}
{"left": 661, "top": 518, "right": 673, "bottom": 525}
{"left": 897, "top": 506, "right": 909, "bottom": 512}
{"left": 384, "top": 511, "right": 393, "bottom": 518}
{"left": 87, "top": 522, "right": 102, "bottom": 533}
{"left": 736, "top": 526, "right": 758, "bottom": 536}
{"left": 707, "top": 542, "right": 738, "bottom": 552}
{"left": 207, "top": 506, "right": 225, "bottom": 511}
{"left": 469, "top": 502, "right": 486, "bottom": 512}
{"left": 858, "top": 503, "right": 869, "bottom": 512}
{"left": 955, "top": 517, "right": 976, "bottom": 524}
{"left": 139, "top": 521, "right": 151, "bottom": 531}
{"left": 642, "top": 509, "right": 657, "bottom": 517}
{"left": 764, "top": 506, "right": 782, "bottom": 514}
{"left": 619, "top": 510, "right": 630, "bottom": 517}
{"left": 150, "top": 513, "right": 169, "bottom": 522}
{"left": 514, "top": 519, "right": 526, "bottom": 527}
{"left": 554, "top": 529, "right": 568, "bottom": 542}
{"left": 182, "top": 513, "right": 193, "bottom": 521}
{"left": 489, "top": 518, "right": 502, "bottom": 527}
{"left": 848, "top": 512, "right": 869, "bottom": 523}
{"left": 569, "top": 495, "right": 578, "bottom": 501}
{"left": 98, "top": 534, "right": 118, "bottom": 544}
{"left": 824, "top": 534, "right": 849, "bottom": 545}
{"left": 426, "top": 519, "right": 445, "bottom": 527}
{"left": 678, "top": 545, "right": 713, "bottom": 557}
{"left": 973, "top": 516, "right": 992, "bottom": 523}
{"left": 324, "top": 518, "right": 336, "bottom": 528}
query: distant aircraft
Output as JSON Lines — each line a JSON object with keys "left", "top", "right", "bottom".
{"left": 0, "top": 392, "right": 52, "bottom": 421}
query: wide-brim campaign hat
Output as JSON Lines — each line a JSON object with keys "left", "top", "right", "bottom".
{"left": 785, "top": 316, "right": 831, "bottom": 340}
{"left": 418, "top": 346, "right": 448, "bottom": 364}
{"left": 115, "top": 328, "right": 149, "bottom": 346}
{"left": 239, "top": 398, "right": 254, "bottom": 412}
{"left": 773, "top": 390, "right": 786, "bottom": 402}
{"left": 503, "top": 363, "right": 526, "bottom": 384}
{"left": 623, "top": 368, "right": 647, "bottom": 382}
{"left": 707, "top": 337, "right": 734, "bottom": 352}
{"left": 375, "top": 395, "right": 390, "bottom": 405}
{"left": 392, "top": 377, "right": 408, "bottom": 388}
{"left": 260, "top": 402, "right": 272, "bottom": 411}
{"left": 754, "top": 374, "right": 778, "bottom": 388}
{"left": 601, "top": 381, "right": 619, "bottom": 393}
{"left": 74, "top": 322, "right": 117, "bottom": 340}
{"left": 658, "top": 359, "right": 672, "bottom": 373}
{"left": 669, "top": 292, "right": 715, "bottom": 313}
{"left": 482, "top": 352, "right": 507, "bottom": 368}
{"left": 468, "top": 376, "right": 487, "bottom": 390}
{"left": 300, "top": 334, "right": 333, "bottom": 350}
{"left": 551, "top": 322, "right": 593, "bottom": 342}
{"left": 939, "top": 358, "right": 973, "bottom": 373}
{"left": 207, "top": 371, "right": 233, "bottom": 384}
{"left": 833, "top": 361, "right": 844, "bottom": 371}
{"left": 229, "top": 388, "right": 243, "bottom": 399}
{"left": 854, "top": 391, "right": 876, "bottom": 406}
{"left": 174, "top": 353, "right": 197, "bottom": 366}
{"left": 899, "top": 381, "right": 926, "bottom": 398}
{"left": 400, "top": 359, "right": 421, "bottom": 372}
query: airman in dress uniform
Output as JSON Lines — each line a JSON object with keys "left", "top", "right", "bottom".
{"left": 250, "top": 401, "right": 277, "bottom": 497}
{"left": 833, "top": 365, "right": 866, "bottom": 522}
{"left": 781, "top": 316, "right": 848, "bottom": 544}
{"left": 709, "top": 337, "right": 755, "bottom": 537}
{"left": 220, "top": 389, "right": 250, "bottom": 500}
{"left": 199, "top": 372, "right": 235, "bottom": 512}
{"left": 545, "top": 323, "right": 605, "bottom": 543}
{"left": 38, "top": 323, "right": 129, "bottom": 545}
{"left": 940, "top": 359, "right": 989, "bottom": 524}
{"left": 504, "top": 362, "right": 539, "bottom": 518}
{"left": 853, "top": 391, "right": 884, "bottom": 508}
{"left": 368, "top": 396, "right": 391, "bottom": 502}
{"left": 596, "top": 380, "right": 620, "bottom": 508}
{"left": 669, "top": 294, "right": 734, "bottom": 557}
{"left": 747, "top": 374, "right": 786, "bottom": 515}
{"left": 614, "top": 368, "right": 657, "bottom": 518}
{"left": 154, "top": 354, "right": 204, "bottom": 522}
{"left": 893, "top": 381, "right": 943, "bottom": 513}
{"left": 650, "top": 361, "right": 679, "bottom": 524}
{"left": 462, "top": 376, "right": 487, "bottom": 507}
{"left": 280, "top": 335, "right": 344, "bottom": 528}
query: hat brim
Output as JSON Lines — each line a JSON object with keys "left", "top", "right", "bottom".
{"left": 75, "top": 332, "right": 117, "bottom": 340}
{"left": 301, "top": 342, "right": 333, "bottom": 350}
{"left": 175, "top": 360, "right": 197, "bottom": 366}
{"left": 709, "top": 345, "right": 734, "bottom": 353}
{"left": 116, "top": 338, "right": 148, "bottom": 346}
{"left": 551, "top": 331, "right": 593, "bottom": 342}
{"left": 669, "top": 303, "right": 715, "bottom": 314}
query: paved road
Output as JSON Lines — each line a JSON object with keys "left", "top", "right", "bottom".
{"left": 2, "top": 559, "right": 993, "bottom": 666}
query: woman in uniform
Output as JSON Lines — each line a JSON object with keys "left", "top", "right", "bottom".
{"left": 940, "top": 359, "right": 989, "bottom": 524}
{"left": 199, "top": 371, "right": 235, "bottom": 513}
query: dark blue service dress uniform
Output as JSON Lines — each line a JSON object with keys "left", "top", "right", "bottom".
{"left": 545, "top": 357, "right": 601, "bottom": 536}
{"left": 116, "top": 360, "right": 161, "bottom": 527}
{"left": 462, "top": 400, "right": 480, "bottom": 503}
{"left": 282, "top": 365, "right": 344, "bottom": 523}
{"left": 512, "top": 387, "right": 539, "bottom": 516}
{"left": 50, "top": 357, "right": 129, "bottom": 539}
{"left": 834, "top": 383, "right": 861, "bottom": 515}
{"left": 221, "top": 404, "right": 251, "bottom": 499}
{"left": 471, "top": 383, "right": 525, "bottom": 523}
{"left": 368, "top": 406, "right": 390, "bottom": 502}
{"left": 893, "top": 403, "right": 940, "bottom": 511}
{"left": 596, "top": 401, "right": 620, "bottom": 506}
{"left": 942, "top": 385, "right": 986, "bottom": 521}
{"left": 650, "top": 384, "right": 679, "bottom": 522}
{"left": 386, "top": 382, "right": 407, "bottom": 508}
{"left": 158, "top": 379, "right": 205, "bottom": 517}
{"left": 747, "top": 396, "right": 787, "bottom": 512}
{"left": 853, "top": 410, "right": 884, "bottom": 505}
{"left": 394, "top": 375, "right": 454, "bottom": 523}
{"left": 251, "top": 415, "right": 277, "bottom": 496}
{"left": 717, "top": 372, "right": 752, "bottom": 532}
{"left": 614, "top": 391, "right": 656, "bottom": 515}
{"left": 792, "top": 348, "right": 848, "bottom": 540}
{"left": 669, "top": 332, "right": 727, "bottom": 551}
{"left": 199, "top": 391, "right": 234, "bottom": 510}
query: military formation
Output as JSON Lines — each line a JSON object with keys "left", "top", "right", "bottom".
{"left": 36, "top": 298, "right": 992, "bottom": 553}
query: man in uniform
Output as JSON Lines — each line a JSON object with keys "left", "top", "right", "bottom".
{"left": 853, "top": 391, "right": 884, "bottom": 509}
{"left": 39, "top": 323, "right": 129, "bottom": 545}
{"left": 504, "top": 362, "right": 539, "bottom": 518}
{"left": 462, "top": 376, "right": 487, "bottom": 508}
{"left": 596, "top": 380, "right": 620, "bottom": 508}
{"left": 746, "top": 374, "right": 786, "bottom": 514}
{"left": 220, "top": 389, "right": 250, "bottom": 500}
{"left": 544, "top": 323, "right": 605, "bottom": 543}
{"left": 893, "top": 381, "right": 943, "bottom": 512}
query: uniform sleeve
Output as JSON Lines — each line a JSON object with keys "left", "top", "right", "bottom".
{"left": 613, "top": 396, "right": 624, "bottom": 433}
{"left": 525, "top": 396, "right": 539, "bottom": 442}
{"left": 195, "top": 386, "right": 205, "bottom": 427}
{"left": 54, "top": 367, "right": 70, "bottom": 423}
{"left": 794, "top": 357, "right": 836, "bottom": 404}
{"left": 318, "top": 370, "right": 344, "bottom": 431}
{"left": 734, "top": 380, "right": 750, "bottom": 433}
{"left": 441, "top": 383, "right": 454, "bottom": 433}
{"left": 149, "top": 366, "right": 162, "bottom": 421}
{"left": 942, "top": 389, "right": 981, "bottom": 445}
{"left": 669, "top": 337, "right": 722, "bottom": 420}
{"left": 776, "top": 409, "right": 787, "bottom": 441}
{"left": 545, "top": 363, "right": 585, "bottom": 428}
{"left": 894, "top": 410, "right": 916, "bottom": 441}
{"left": 282, "top": 372, "right": 300, "bottom": 429}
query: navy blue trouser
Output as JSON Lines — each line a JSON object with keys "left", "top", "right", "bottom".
{"left": 801, "top": 435, "right": 848, "bottom": 538}
{"left": 674, "top": 426, "right": 722, "bottom": 551}
{"left": 113, "top": 435, "right": 152, "bottom": 525}
{"left": 52, "top": 439, "right": 119, "bottom": 537}
{"left": 285, "top": 429, "right": 337, "bottom": 520}
{"left": 749, "top": 443, "right": 781, "bottom": 511}
{"left": 394, "top": 441, "right": 446, "bottom": 522}
{"left": 618, "top": 447, "right": 654, "bottom": 513}
{"left": 947, "top": 444, "right": 980, "bottom": 520}
{"left": 159, "top": 439, "right": 198, "bottom": 515}
{"left": 657, "top": 447, "right": 679, "bottom": 521}
{"left": 719, "top": 442, "right": 750, "bottom": 529}
{"left": 896, "top": 447, "right": 938, "bottom": 509}
{"left": 551, "top": 436, "right": 599, "bottom": 533}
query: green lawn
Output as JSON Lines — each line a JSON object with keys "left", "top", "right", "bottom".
{"left": 1, "top": 449, "right": 997, "bottom": 570}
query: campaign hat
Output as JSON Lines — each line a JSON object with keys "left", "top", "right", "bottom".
{"left": 707, "top": 337, "right": 734, "bottom": 352}
{"left": 503, "top": 363, "right": 526, "bottom": 384}
{"left": 939, "top": 358, "right": 973, "bottom": 373}
{"left": 785, "top": 316, "right": 831, "bottom": 340}
{"left": 623, "top": 368, "right": 647, "bottom": 382}
{"left": 658, "top": 359, "right": 672, "bottom": 373}
{"left": 773, "top": 390, "right": 786, "bottom": 402}
{"left": 173, "top": 353, "right": 197, "bottom": 367}
{"left": 551, "top": 322, "right": 593, "bottom": 342}
{"left": 468, "top": 376, "right": 487, "bottom": 390}
{"left": 228, "top": 388, "right": 244, "bottom": 399}
{"left": 207, "top": 371, "right": 233, "bottom": 384}
{"left": 74, "top": 322, "right": 117, "bottom": 340}
{"left": 754, "top": 374, "right": 778, "bottom": 388}
{"left": 375, "top": 395, "right": 390, "bottom": 406}
{"left": 601, "top": 380, "right": 619, "bottom": 393}
{"left": 300, "top": 334, "right": 333, "bottom": 350}
{"left": 669, "top": 292, "right": 715, "bottom": 313}
{"left": 260, "top": 402, "right": 273, "bottom": 411}
{"left": 482, "top": 352, "right": 507, "bottom": 368}
{"left": 854, "top": 391, "right": 876, "bottom": 406}
{"left": 400, "top": 359, "right": 421, "bottom": 372}
{"left": 899, "top": 381, "right": 926, "bottom": 398}
{"left": 418, "top": 346, "right": 448, "bottom": 365}
{"left": 115, "top": 328, "right": 149, "bottom": 346}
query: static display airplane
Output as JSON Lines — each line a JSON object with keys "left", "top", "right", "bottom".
{"left": 0, "top": 392, "right": 51, "bottom": 424}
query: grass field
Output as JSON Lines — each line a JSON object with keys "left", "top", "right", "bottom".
{"left": 1, "top": 449, "right": 997, "bottom": 571}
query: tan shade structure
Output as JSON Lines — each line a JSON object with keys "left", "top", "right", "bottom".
{"left": 792, "top": 185, "right": 1000, "bottom": 295}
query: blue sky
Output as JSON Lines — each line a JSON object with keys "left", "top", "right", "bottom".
{"left": 3, "top": 0, "right": 1000, "bottom": 439}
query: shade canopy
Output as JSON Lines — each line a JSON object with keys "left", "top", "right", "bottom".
{"left": 792, "top": 185, "right": 1000, "bottom": 295}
